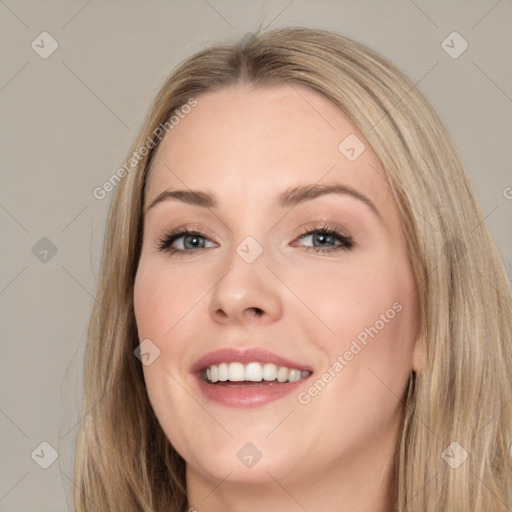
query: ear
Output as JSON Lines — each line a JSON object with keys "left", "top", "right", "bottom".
{"left": 412, "top": 335, "right": 426, "bottom": 373}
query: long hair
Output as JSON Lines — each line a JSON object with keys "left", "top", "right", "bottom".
{"left": 74, "top": 26, "right": 512, "bottom": 511}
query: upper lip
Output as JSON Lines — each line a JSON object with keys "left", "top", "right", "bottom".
{"left": 190, "top": 347, "right": 313, "bottom": 375}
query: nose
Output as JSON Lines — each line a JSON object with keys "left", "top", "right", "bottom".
{"left": 208, "top": 250, "right": 283, "bottom": 326}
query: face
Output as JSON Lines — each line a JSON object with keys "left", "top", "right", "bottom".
{"left": 134, "top": 83, "right": 422, "bottom": 492}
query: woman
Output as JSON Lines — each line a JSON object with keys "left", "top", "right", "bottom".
{"left": 74, "top": 27, "right": 512, "bottom": 511}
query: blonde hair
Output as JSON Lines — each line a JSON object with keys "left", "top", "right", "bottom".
{"left": 74, "top": 26, "right": 512, "bottom": 511}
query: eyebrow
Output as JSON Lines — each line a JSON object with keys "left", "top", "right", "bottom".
{"left": 145, "top": 183, "right": 381, "bottom": 219}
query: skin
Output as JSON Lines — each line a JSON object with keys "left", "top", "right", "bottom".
{"left": 133, "top": 82, "right": 424, "bottom": 512}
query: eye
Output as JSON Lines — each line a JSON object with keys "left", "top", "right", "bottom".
{"left": 293, "top": 224, "right": 354, "bottom": 254}
{"left": 156, "top": 224, "right": 354, "bottom": 256}
{"left": 157, "top": 229, "right": 216, "bottom": 255}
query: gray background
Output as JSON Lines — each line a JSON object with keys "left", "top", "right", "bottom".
{"left": 1, "top": 1, "right": 511, "bottom": 510}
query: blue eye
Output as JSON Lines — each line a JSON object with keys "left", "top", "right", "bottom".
{"left": 157, "top": 230, "right": 214, "bottom": 254}
{"left": 296, "top": 226, "right": 353, "bottom": 253}
{"left": 157, "top": 224, "right": 354, "bottom": 256}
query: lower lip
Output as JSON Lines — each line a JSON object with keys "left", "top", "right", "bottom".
{"left": 193, "top": 374, "right": 311, "bottom": 408}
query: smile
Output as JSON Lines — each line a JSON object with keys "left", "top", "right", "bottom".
{"left": 204, "top": 362, "right": 311, "bottom": 384}
{"left": 191, "top": 347, "right": 313, "bottom": 407}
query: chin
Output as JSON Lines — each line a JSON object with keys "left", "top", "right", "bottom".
{"left": 181, "top": 434, "right": 307, "bottom": 485}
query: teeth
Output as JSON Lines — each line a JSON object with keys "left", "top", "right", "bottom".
{"left": 228, "top": 362, "right": 245, "bottom": 381}
{"left": 262, "top": 363, "right": 277, "bottom": 381}
{"left": 288, "top": 369, "right": 302, "bottom": 382}
{"left": 245, "top": 362, "right": 263, "bottom": 381}
{"left": 277, "top": 366, "right": 289, "bottom": 382}
{"left": 218, "top": 362, "right": 229, "bottom": 381}
{"left": 204, "top": 361, "right": 311, "bottom": 384}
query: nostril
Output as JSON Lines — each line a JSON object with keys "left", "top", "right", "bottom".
{"left": 245, "top": 307, "right": 263, "bottom": 318}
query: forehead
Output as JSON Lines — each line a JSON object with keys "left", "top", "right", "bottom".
{"left": 145, "top": 82, "right": 393, "bottom": 215}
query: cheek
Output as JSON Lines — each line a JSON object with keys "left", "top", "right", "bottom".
{"left": 133, "top": 259, "right": 207, "bottom": 339}
{"left": 293, "top": 252, "right": 415, "bottom": 332}
{"left": 288, "top": 251, "right": 418, "bottom": 382}
{"left": 289, "top": 258, "right": 417, "bottom": 448}
{"left": 133, "top": 261, "right": 203, "bottom": 460}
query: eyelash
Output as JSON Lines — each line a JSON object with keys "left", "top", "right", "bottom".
{"left": 156, "top": 224, "right": 354, "bottom": 256}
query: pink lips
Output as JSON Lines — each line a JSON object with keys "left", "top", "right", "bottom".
{"left": 190, "top": 347, "right": 313, "bottom": 408}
